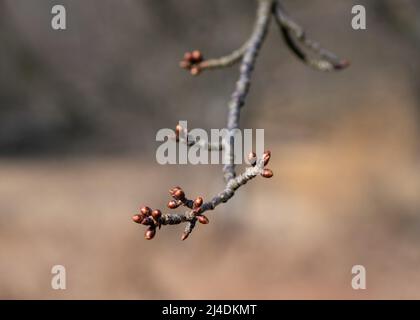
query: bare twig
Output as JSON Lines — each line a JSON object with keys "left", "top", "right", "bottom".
{"left": 223, "top": 0, "right": 272, "bottom": 182}
{"left": 175, "top": 124, "right": 224, "bottom": 151}
{"left": 273, "top": 1, "right": 349, "bottom": 71}
{"left": 180, "top": 43, "right": 250, "bottom": 76}
{"left": 133, "top": 0, "right": 349, "bottom": 240}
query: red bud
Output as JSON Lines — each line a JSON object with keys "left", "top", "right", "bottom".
{"left": 167, "top": 200, "right": 179, "bottom": 209}
{"left": 169, "top": 186, "right": 181, "bottom": 195}
{"left": 140, "top": 206, "right": 151, "bottom": 216}
{"left": 261, "top": 168, "right": 273, "bottom": 178}
{"left": 193, "top": 197, "right": 203, "bottom": 208}
{"left": 132, "top": 214, "right": 143, "bottom": 224}
{"left": 145, "top": 227, "right": 156, "bottom": 240}
{"left": 262, "top": 150, "right": 271, "bottom": 166}
{"left": 190, "top": 66, "right": 201, "bottom": 76}
{"left": 191, "top": 50, "right": 203, "bottom": 62}
{"left": 184, "top": 52, "right": 193, "bottom": 62}
{"left": 175, "top": 126, "right": 183, "bottom": 142}
{"left": 152, "top": 209, "right": 162, "bottom": 220}
{"left": 172, "top": 189, "right": 185, "bottom": 201}
{"left": 179, "top": 60, "right": 191, "bottom": 69}
{"left": 197, "top": 215, "right": 209, "bottom": 224}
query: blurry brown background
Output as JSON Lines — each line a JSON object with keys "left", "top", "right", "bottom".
{"left": 1, "top": 0, "right": 420, "bottom": 299}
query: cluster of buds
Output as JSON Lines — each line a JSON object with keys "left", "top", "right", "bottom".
{"left": 168, "top": 186, "right": 209, "bottom": 228}
{"left": 179, "top": 50, "right": 204, "bottom": 76}
{"left": 132, "top": 186, "right": 210, "bottom": 241}
{"left": 132, "top": 206, "right": 162, "bottom": 240}
{"left": 248, "top": 150, "right": 274, "bottom": 178}
{"left": 192, "top": 196, "right": 209, "bottom": 225}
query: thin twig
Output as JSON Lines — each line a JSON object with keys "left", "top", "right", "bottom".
{"left": 273, "top": 0, "right": 349, "bottom": 71}
{"left": 223, "top": 0, "right": 273, "bottom": 182}
{"left": 175, "top": 124, "right": 224, "bottom": 151}
{"left": 199, "top": 41, "right": 250, "bottom": 71}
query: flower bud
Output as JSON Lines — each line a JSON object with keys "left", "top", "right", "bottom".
{"left": 179, "top": 60, "right": 191, "bottom": 69}
{"left": 197, "top": 215, "right": 209, "bottom": 224}
{"left": 167, "top": 200, "right": 179, "bottom": 209}
{"left": 190, "top": 66, "right": 201, "bottom": 76}
{"left": 175, "top": 125, "right": 183, "bottom": 142}
{"left": 181, "top": 232, "right": 189, "bottom": 241}
{"left": 191, "top": 50, "right": 203, "bottom": 62}
{"left": 140, "top": 206, "right": 152, "bottom": 216}
{"left": 262, "top": 150, "right": 271, "bottom": 166}
{"left": 261, "top": 168, "right": 273, "bottom": 178}
{"left": 132, "top": 214, "right": 143, "bottom": 224}
{"left": 184, "top": 51, "right": 193, "bottom": 62}
{"left": 338, "top": 59, "right": 350, "bottom": 69}
{"left": 193, "top": 197, "right": 203, "bottom": 208}
{"left": 144, "top": 227, "right": 156, "bottom": 240}
{"left": 169, "top": 186, "right": 181, "bottom": 195}
{"left": 172, "top": 188, "right": 185, "bottom": 201}
{"left": 152, "top": 209, "right": 162, "bottom": 220}
{"left": 248, "top": 151, "right": 257, "bottom": 166}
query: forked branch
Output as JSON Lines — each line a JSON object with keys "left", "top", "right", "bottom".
{"left": 273, "top": 1, "right": 349, "bottom": 71}
{"left": 133, "top": 0, "right": 349, "bottom": 240}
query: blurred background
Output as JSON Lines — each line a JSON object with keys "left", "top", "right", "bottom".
{"left": 1, "top": 0, "right": 420, "bottom": 299}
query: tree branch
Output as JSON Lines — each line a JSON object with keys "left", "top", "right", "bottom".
{"left": 133, "top": 0, "right": 349, "bottom": 241}
{"left": 223, "top": 0, "right": 273, "bottom": 182}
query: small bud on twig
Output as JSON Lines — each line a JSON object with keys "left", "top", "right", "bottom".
{"left": 190, "top": 66, "right": 201, "bottom": 76}
{"left": 191, "top": 50, "right": 203, "bottom": 62}
{"left": 248, "top": 151, "right": 257, "bottom": 166}
{"left": 132, "top": 214, "right": 143, "bottom": 224}
{"left": 179, "top": 60, "right": 191, "bottom": 69}
{"left": 140, "top": 206, "right": 152, "bottom": 216}
{"left": 167, "top": 200, "right": 179, "bottom": 209}
{"left": 152, "top": 209, "right": 162, "bottom": 220}
{"left": 145, "top": 227, "right": 156, "bottom": 240}
{"left": 262, "top": 150, "right": 271, "bottom": 166}
{"left": 181, "top": 232, "right": 189, "bottom": 241}
{"left": 184, "top": 52, "right": 193, "bottom": 62}
{"left": 170, "top": 187, "right": 185, "bottom": 201}
{"left": 169, "top": 186, "right": 181, "bottom": 194}
{"left": 197, "top": 215, "right": 209, "bottom": 224}
{"left": 338, "top": 59, "right": 350, "bottom": 69}
{"left": 193, "top": 196, "right": 203, "bottom": 208}
{"left": 261, "top": 168, "right": 274, "bottom": 178}
{"left": 175, "top": 125, "right": 183, "bottom": 142}
{"left": 180, "top": 50, "right": 205, "bottom": 76}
